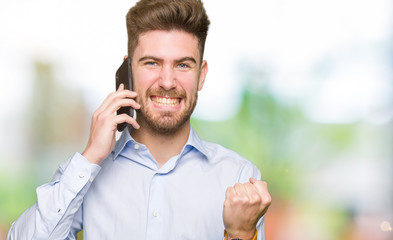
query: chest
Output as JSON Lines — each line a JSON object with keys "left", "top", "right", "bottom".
{"left": 82, "top": 158, "right": 227, "bottom": 239}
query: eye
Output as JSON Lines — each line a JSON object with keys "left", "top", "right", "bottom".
{"left": 146, "top": 61, "right": 158, "bottom": 66}
{"left": 177, "top": 63, "right": 189, "bottom": 69}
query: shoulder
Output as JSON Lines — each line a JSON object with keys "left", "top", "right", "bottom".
{"left": 202, "top": 140, "right": 246, "bottom": 162}
{"left": 201, "top": 139, "right": 261, "bottom": 180}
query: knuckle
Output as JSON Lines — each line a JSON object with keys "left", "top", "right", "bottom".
{"left": 223, "top": 198, "right": 231, "bottom": 207}
{"left": 108, "top": 92, "right": 116, "bottom": 98}
{"left": 96, "top": 112, "right": 105, "bottom": 121}
{"left": 234, "top": 195, "right": 249, "bottom": 204}
{"left": 118, "top": 98, "right": 127, "bottom": 107}
{"left": 250, "top": 193, "right": 262, "bottom": 204}
{"left": 231, "top": 196, "right": 242, "bottom": 204}
{"left": 264, "top": 195, "right": 272, "bottom": 205}
{"left": 93, "top": 111, "right": 103, "bottom": 121}
{"left": 96, "top": 113, "right": 112, "bottom": 124}
{"left": 244, "top": 182, "right": 253, "bottom": 188}
{"left": 105, "top": 92, "right": 116, "bottom": 101}
{"left": 242, "top": 195, "right": 250, "bottom": 203}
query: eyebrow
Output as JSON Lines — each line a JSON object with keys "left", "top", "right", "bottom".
{"left": 175, "top": 57, "right": 197, "bottom": 65}
{"left": 138, "top": 56, "right": 163, "bottom": 63}
{"left": 138, "top": 56, "right": 197, "bottom": 65}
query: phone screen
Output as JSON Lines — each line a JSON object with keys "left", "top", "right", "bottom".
{"left": 115, "top": 57, "right": 134, "bottom": 131}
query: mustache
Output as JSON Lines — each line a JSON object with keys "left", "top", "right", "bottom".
{"left": 146, "top": 88, "right": 187, "bottom": 99}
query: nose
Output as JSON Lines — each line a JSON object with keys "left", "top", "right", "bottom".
{"left": 158, "top": 65, "right": 177, "bottom": 90}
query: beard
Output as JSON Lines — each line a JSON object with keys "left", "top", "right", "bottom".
{"left": 136, "top": 87, "right": 198, "bottom": 135}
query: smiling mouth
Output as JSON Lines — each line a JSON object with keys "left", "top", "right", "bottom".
{"left": 151, "top": 96, "right": 181, "bottom": 106}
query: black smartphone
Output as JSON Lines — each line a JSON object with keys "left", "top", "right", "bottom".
{"left": 115, "top": 57, "right": 134, "bottom": 132}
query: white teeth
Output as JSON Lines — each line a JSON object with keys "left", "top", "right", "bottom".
{"left": 152, "top": 97, "right": 180, "bottom": 106}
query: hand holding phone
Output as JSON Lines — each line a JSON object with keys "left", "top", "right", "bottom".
{"left": 115, "top": 57, "right": 134, "bottom": 131}
{"left": 82, "top": 57, "right": 138, "bottom": 164}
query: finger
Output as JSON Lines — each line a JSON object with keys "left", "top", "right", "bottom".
{"left": 224, "top": 186, "right": 235, "bottom": 207}
{"left": 118, "top": 83, "right": 124, "bottom": 91}
{"left": 252, "top": 180, "right": 272, "bottom": 206}
{"left": 109, "top": 98, "right": 141, "bottom": 113}
{"left": 117, "top": 89, "right": 137, "bottom": 99}
{"left": 225, "top": 186, "right": 235, "bottom": 199}
{"left": 242, "top": 182, "right": 264, "bottom": 205}
{"left": 98, "top": 90, "right": 138, "bottom": 113}
{"left": 115, "top": 114, "right": 140, "bottom": 129}
{"left": 96, "top": 91, "right": 122, "bottom": 114}
{"left": 249, "top": 178, "right": 266, "bottom": 198}
{"left": 240, "top": 182, "right": 254, "bottom": 195}
{"left": 250, "top": 178, "right": 266, "bottom": 194}
{"left": 233, "top": 183, "right": 248, "bottom": 196}
{"left": 251, "top": 180, "right": 268, "bottom": 194}
{"left": 233, "top": 183, "right": 254, "bottom": 205}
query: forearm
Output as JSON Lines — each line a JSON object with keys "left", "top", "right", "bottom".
{"left": 7, "top": 153, "right": 100, "bottom": 240}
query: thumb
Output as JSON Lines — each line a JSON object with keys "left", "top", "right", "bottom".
{"left": 249, "top": 177, "right": 256, "bottom": 184}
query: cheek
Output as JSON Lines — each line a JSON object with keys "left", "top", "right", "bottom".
{"left": 133, "top": 69, "right": 157, "bottom": 92}
{"left": 183, "top": 84, "right": 198, "bottom": 96}
{"left": 177, "top": 72, "right": 200, "bottom": 92}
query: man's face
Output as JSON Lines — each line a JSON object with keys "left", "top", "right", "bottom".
{"left": 131, "top": 30, "right": 207, "bottom": 134}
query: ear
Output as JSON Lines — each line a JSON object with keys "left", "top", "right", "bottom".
{"left": 123, "top": 55, "right": 128, "bottom": 61}
{"left": 198, "top": 60, "right": 208, "bottom": 91}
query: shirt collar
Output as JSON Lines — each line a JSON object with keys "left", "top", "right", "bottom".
{"left": 186, "top": 127, "right": 210, "bottom": 160}
{"left": 113, "top": 129, "right": 135, "bottom": 160}
{"left": 113, "top": 126, "right": 211, "bottom": 160}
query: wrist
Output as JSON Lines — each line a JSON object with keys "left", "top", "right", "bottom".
{"left": 224, "top": 229, "right": 257, "bottom": 240}
{"left": 82, "top": 149, "right": 103, "bottom": 165}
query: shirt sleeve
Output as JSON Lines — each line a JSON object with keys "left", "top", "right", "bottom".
{"left": 238, "top": 162, "right": 265, "bottom": 240}
{"left": 7, "top": 152, "right": 101, "bottom": 240}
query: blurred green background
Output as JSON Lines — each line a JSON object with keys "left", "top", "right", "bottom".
{"left": 1, "top": 0, "right": 392, "bottom": 239}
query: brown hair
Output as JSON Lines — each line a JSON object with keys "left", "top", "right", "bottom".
{"left": 126, "top": 0, "right": 210, "bottom": 62}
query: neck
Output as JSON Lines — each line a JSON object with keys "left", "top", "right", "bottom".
{"left": 131, "top": 120, "right": 191, "bottom": 168}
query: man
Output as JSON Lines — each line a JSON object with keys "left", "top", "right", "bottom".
{"left": 8, "top": 0, "right": 271, "bottom": 239}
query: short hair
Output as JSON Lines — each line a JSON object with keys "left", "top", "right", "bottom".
{"left": 126, "top": 0, "right": 210, "bottom": 62}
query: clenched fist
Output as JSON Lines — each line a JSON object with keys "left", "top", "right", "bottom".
{"left": 223, "top": 178, "right": 271, "bottom": 240}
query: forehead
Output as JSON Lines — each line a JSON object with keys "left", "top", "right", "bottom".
{"left": 133, "top": 30, "right": 201, "bottom": 62}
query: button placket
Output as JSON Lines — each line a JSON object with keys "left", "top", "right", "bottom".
{"left": 146, "top": 173, "right": 165, "bottom": 239}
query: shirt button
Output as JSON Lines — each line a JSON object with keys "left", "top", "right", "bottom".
{"left": 78, "top": 172, "right": 85, "bottom": 178}
{"left": 153, "top": 211, "right": 159, "bottom": 217}
{"left": 134, "top": 144, "right": 140, "bottom": 150}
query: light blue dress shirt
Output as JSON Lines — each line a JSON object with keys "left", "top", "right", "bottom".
{"left": 8, "top": 127, "right": 265, "bottom": 240}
